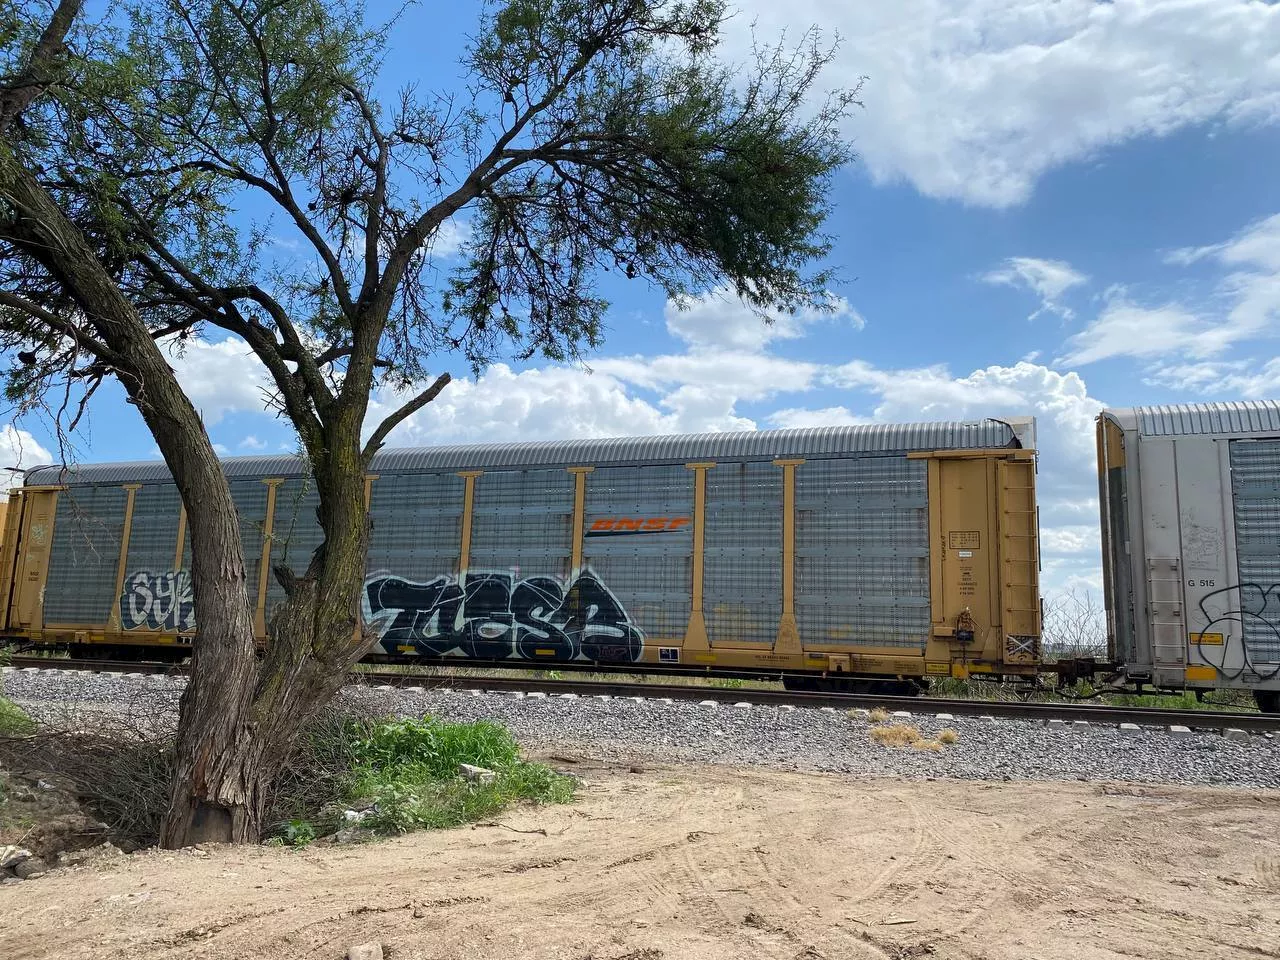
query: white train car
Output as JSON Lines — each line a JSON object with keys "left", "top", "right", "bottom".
{"left": 1098, "top": 401, "right": 1280, "bottom": 711}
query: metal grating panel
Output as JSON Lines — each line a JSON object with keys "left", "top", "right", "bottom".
{"left": 1231, "top": 440, "right": 1280, "bottom": 663}
{"left": 469, "top": 470, "right": 573, "bottom": 580}
{"left": 703, "top": 462, "right": 782, "bottom": 645}
{"left": 365, "top": 472, "right": 465, "bottom": 580}
{"left": 265, "top": 478, "right": 324, "bottom": 620}
{"left": 583, "top": 465, "right": 693, "bottom": 640}
{"left": 123, "top": 485, "right": 182, "bottom": 577}
{"left": 795, "top": 457, "right": 930, "bottom": 649}
{"left": 26, "top": 420, "right": 1021, "bottom": 486}
{"left": 44, "top": 486, "right": 127, "bottom": 624}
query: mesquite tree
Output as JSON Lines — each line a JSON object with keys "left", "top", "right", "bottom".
{"left": 0, "top": 0, "right": 856, "bottom": 844}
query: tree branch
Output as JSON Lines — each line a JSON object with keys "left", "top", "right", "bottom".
{"left": 0, "top": 289, "right": 116, "bottom": 361}
{"left": 0, "top": 0, "right": 84, "bottom": 133}
{"left": 360, "top": 372, "right": 450, "bottom": 463}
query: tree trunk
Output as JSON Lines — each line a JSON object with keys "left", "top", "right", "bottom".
{"left": 3, "top": 148, "right": 383, "bottom": 848}
{"left": 0, "top": 148, "right": 264, "bottom": 847}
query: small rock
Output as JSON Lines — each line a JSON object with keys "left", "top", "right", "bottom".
{"left": 1223, "top": 728, "right": 1249, "bottom": 742}
{"left": 0, "top": 846, "right": 33, "bottom": 869}
{"left": 699, "top": 700, "right": 718, "bottom": 708}
{"left": 1119, "top": 723, "right": 1142, "bottom": 736}
{"left": 13, "top": 859, "right": 48, "bottom": 880}
{"left": 629, "top": 765, "right": 645, "bottom": 774}
{"left": 892, "top": 711, "right": 912, "bottom": 719}
{"left": 1047, "top": 719, "right": 1067, "bottom": 730}
{"left": 2, "top": 877, "right": 23, "bottom": 885}
{"left": 343, "top": 809, "right": 372, "bottom": 823}
{"left": 934, "top": 713, "right": 954, "bottom": 721}
{"left": 348, "top": 942, "right": 384, "bottom": 960}
{"left": 36, "top": 779, "right": 56, "bottom": 791}
{"left": 734, "top": 702, "right": 751, "bottom": 710}
{"left": 459, "top": 763, "right": 497, "bottom": 784}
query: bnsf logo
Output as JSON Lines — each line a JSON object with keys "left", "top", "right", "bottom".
{"left": 587, "top": 517, "right": 691, "bottom": 536}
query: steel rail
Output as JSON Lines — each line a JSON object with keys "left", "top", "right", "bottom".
{"left": 5, "top": 655, "right": 1277, "bottom": 732}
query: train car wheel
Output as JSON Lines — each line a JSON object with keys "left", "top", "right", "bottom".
{"left": 1255, "top": 690, "right": 1280, "bottom": 714}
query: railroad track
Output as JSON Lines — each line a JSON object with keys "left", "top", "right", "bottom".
{"left": 5, "top": 655, "right": 1277, "bottom": 733}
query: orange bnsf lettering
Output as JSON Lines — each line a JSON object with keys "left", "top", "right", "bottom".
{"left": 590, "top": 519, "right": 615, "bottom": 531}
{"left": 643, "top": 517, "right": 669, "bottom": 531}
{"left": 616, "top": 518, "right": 643, "bottom": 531}
{"left": 667, "top": 517, "right": 691, "bottom": 531}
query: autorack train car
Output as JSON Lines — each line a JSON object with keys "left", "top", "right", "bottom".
{"left": 1096, "top": 400, "right": 1280, "bottom": 711}
{"left": 0, "top": 419, "right": 1043, "bottom": 692}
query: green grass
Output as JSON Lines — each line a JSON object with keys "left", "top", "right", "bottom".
{"left": 347, "top": 716, "right": 574, "bottom": 834}
{"left": 0, "top": 697, "right": 34, "bottom": 736}
{"left": 267, "top": 715, "right": 576, "bottom": 843}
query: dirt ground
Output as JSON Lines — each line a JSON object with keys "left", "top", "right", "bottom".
{"left": 2, "top": 758, "right": 1279, "bottom": 960}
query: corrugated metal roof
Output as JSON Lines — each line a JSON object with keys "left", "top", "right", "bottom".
{"left": 1112, "top": 401, "right": 1280, "bottom": 437}
{"left": 24, "top": 419, "right": 1022, "bottom": 487}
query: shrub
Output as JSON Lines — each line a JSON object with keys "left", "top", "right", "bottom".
{"left": 0, "top": 697, "right": 34, "bottom": 736}
{"left": 867, "top": 707, "right": 890, "bottom": 725}
{"left": 938, "top": 728, "right": 959, "bottom": 745}
{"left": 339, "top": 716, "right": 575, "bottom": 837}
{"left": 354, "top": 716, "right": 520, "bottom": 779}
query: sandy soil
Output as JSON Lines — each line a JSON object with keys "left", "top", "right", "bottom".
{"left": 2, "top": 757, "right": 1279, "bottom": 960}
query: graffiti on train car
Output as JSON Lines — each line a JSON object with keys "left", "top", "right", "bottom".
{"left": 362, "top": 569, "right": 644, "bottom": 663}
{"left": 120, "top": 570, "right": 195, "bottom": 632}
{"left": 1194, "top": 582, "right": 1280, "bottom": 674}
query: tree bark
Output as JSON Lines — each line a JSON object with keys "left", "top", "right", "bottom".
{"left": 0, "top": 146, "right": 265, "bottom": 847}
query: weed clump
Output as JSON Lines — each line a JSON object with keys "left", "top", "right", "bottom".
{"left": 871, "top": 724, "right": 921, "bottom": 747}
{"left": 867, "top": 707, "right": 890, "bottom": 725}
{"left": 0, "top": 697, "right": 34, "bottom": 736}
{"left": 869, "top": 723, "right": 959, "bottom": 752}
{"left": 336, "top": 716, "right": 575, "bottom": 837}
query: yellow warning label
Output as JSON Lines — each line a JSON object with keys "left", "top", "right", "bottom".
{"left": 1191, "top": 632, "right": 1224, "bottom": 645}
{"left": 1185, "top": 665, "right": 1217, "bottom": 682}
{"left": 535, "top": 648, "right": 555, "bottom": 656}
{"left": 925, "top": 662, "right": 949, "bottom": 675}
{"left": 693, "top": 654, "right": 717, "bottom": 663}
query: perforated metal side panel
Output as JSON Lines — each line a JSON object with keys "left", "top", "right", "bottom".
{"left": 1231, "top": 440, "right": 1280, "bottom": 662}
{"left": 265, "top": 478, "right": 324, "bottom": 619}
{"left": 469, "top": 470, "right": 573, "bottom": 581}
{"left": 365, "top": 472, "right": 465, "bottom": 579}
{"left": 703, "top": 462, "right": 782, "bottom": 644}
{"left": 583, "top": 465, "right": 693, "bottom": 639}
{"left": 795, "top": 457, "right": 929, "bottom": 648}
{"left": 44, "top": 485, "right": 127, "bottom": 624}
{"left": 123, "top": 485, "right": 182, "bottom": 576}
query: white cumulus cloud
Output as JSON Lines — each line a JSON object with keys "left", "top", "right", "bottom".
{"left": 728, "top": 0, "right": 1280, "bottom": 206}
{"left": 167, "top": 337, "right": 273, "bottom": 426}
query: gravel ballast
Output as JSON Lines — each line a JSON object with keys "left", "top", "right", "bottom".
{"left": 4, "top": 667, "right": 1279, "bottom": 789}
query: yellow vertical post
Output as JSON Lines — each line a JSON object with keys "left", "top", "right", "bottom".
{"left": 567, "top": 467, "right": 593, "bottom": 574}
{"left": 682, "top": 463, "right": 715, "bottom": 655}
{"left": 254, "top": 480, "right": 282, "bottom": 637}
{"left": 172, "top": 507, "right": 187, "bottom": 572}
{"left": 457, "top": 472, "right": 482, "bottom": 575}
{"left": 107, "top": 485, "right": 142, "bottom": 630}
{"left": 363, "top": 475, "right": 378, "bottom": 506}
{"left": 773, "top": 460, "right": 804, "bottom": 656}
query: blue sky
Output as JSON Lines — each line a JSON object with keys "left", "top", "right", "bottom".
{"left": 4, "top": 0, "right": 1280, "bottom": 601}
